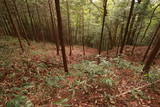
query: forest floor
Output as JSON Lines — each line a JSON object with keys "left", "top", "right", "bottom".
{"left": 0, "top": 37, "right": 160, "bottom": 107}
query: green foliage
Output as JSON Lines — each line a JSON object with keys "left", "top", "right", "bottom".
{"left": 73, "top": 59, "right": 112, "bottom": 78}
{"left": 100, "top": 78, "right": 114, "bottom": 88}
{"left": 112, "top": 57, "right": 143, "bottom": 72}
{"left": 70, "top": 59, "right": 117, "bottom": 97}
{"left": 144, "top": 68, "right": 160, "bottom": 82}
{"left": 131, "top": 89, "right": 148, "bottom": 100}
{"left": 53, "top": 98, "right": 71, "bottom": 107}
{"left": 6, "top": 95, "right": 33, "bottom": 107}
{"left": 45, "top": 76, "right": 64, "bottom": 88}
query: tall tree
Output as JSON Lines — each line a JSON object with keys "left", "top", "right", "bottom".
{"left": 143, "top": 31, "right": 160, "bottom": 73}
{"left": 141, "top": 3, "right": 160, "bottom": 42}
{"left": 12, "top": 0, "right": 30, "bottom": 46}
{"left": 119, "top": 0, "right": 135, "bottom": 54}
{"left": 55, "top": 0, "right": 68, "bottom": 72}
{"left": 66, "top": 0, "right": 72, "bottom": 56}
{"left": 4, "top": 0, "right": 24, "bottom": 52}
{"left": 142, "top": 23, "right": 160, "bottom": 62}
{"left": 98, "top": 0, "right": 108, "bottom": 55}
{"left": 48, "top": 0, "right": 59, "bottom": 55}
{"left": 25, "top": 0, "right": 35, "bottom": 40}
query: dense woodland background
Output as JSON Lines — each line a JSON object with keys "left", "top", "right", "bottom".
{"left": 0, "top": 0, "right": 160, "bottom": 106}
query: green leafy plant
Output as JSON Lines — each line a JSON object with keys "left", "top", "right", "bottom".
{"left": 53, "top": 98, "right": 71, "bottom": 107}
{"left": 112, "top": 57, "right": 143, "bottom": 72}
{"left": 144, "top": 68, "right": 160, "bottom": 82}
{"left": 100, "top": 78, "right": 114, "bottom": 88}
{"left": 6, "top": 95, "right": 33, "bottom": 107}
{"left": 130, "top": 89, "right": 147, "bottom": 100}
{"left": 45, "top": 76, "right": 63, "bottom": 88}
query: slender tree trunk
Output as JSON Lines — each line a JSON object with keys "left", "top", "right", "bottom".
{"left": 74, "top": 15, "right": 79, "bottom": 44}
{"left": 141, "top": 3, "right": 160, "bottom": 42}
{"left": 4, "top": 0, "right": 24, "bottom": 52}
{"left": 48, "top": 0, "right": 59, "bottom": 55}
{"left": 143, "top": 32, "right": 160, "bottom": 73}
{"left": 66, "top": 1, "right": 72, "bottom": 56}
{"left": 116, "top": 24, "right": 124, "bottom": 56}
{"left": 1, "top": 16, "right": 12, "bottom": 36}
{"left": 98, "top": 0, "right": 108, "bottom": 55}
{"left": 25, "top": 0, "right": 35, "bottom": 40}
{"left": 82, "top": 7, "right": 85, "bottom": 56}
{"left": 35, "top": 3, "right": 43, "bottom": 41}
{"left": 113, "top": 21, "right": 119, "bottom": 46}
{"left": 55, "top": 0, "right": 68, "bottom": 72}
{"left": 12, "top": 0, "right": 30, "bottom": 46}
{"left": 119, "top": 0, "right": 135, "bottom": 54}
{"left": 106, "top": 24, "right": 113, "bottom": 48}
{"left": 142, "top": 23, "right": 160, "bottom": 62}
{"left": 0, "top": 17, "right": 8, "bottom": 36}
{"left": 131, "top": 22, "right": 143, "bottom": 55}
{"left": 126, "top": 14, "right": 136, "bottom": 45}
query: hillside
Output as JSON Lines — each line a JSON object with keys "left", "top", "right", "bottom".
{"left": 0, "top": 37, "right": 160, "bottom": 107}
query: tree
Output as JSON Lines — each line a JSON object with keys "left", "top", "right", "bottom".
{"left": 66, "top": 0, "right": 72, "bottom": 56}
{"left": 48, "top": 0, "right": 59, "bottom": 55}
{"left": 119, "top": 0, "right": 135, "bottom": 54}
{"left": 98, "top": 0, "right": 107, "bottom": 55}
{"left": 4, "top": 0, "right": 24, "bottom": 52}
{"left": 55, "top": 0, "right": 68, "bottom": 72}
{"left": 141, "top": 3, "right": 160, "bottom": 42}
{"left": 142, "top": 23, "right": 160, "bottom": 62}
{"left": 143, "top": 29, "right": 160, "bottom": 73}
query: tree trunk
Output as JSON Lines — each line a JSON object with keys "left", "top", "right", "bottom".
{"left": 12, "top": 0, "right": 30, "bottom": 46}
{"left": 98, "top": 0, "right": 108, "bottom": 55}
{"left": 143, "top": 31, "right": 160, "bottom": 73}
{"left": 25, "top": 0, "right": 35, "bottom": 40}
{"left": 66, "top": 1, "right": 72, "bottom": 56}
{"left": 119, "top": 0, "right": 135, "bottom": 54}
{"left": 82, "top": 7, "right": 85, "bottom": 56}
{"left": 142, "top": 23, "right": 160, "bottom": 62}
{"left": 116, "top": 24, "right": 124, "bottom": 56}
{"left": 48, "top": 0, "right": 59, "bottom": 55}
{"left": 141, "top": 3, "right": 160, "bottom": 42}
{"left": 55, "top": 0, "right": 68, "bottom": 72}
{"left": 4, "top": 0, "right": 24, "bottom": 52}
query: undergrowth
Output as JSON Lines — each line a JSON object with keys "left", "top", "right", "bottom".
{"left": 0, "top": 37, "right": 160, "bottom": 106}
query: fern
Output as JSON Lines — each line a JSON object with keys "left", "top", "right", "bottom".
{"left": 6, "top": 95, "right": 33, "bottom": 107}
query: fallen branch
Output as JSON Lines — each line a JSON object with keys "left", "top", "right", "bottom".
{"left": 114, "top": 79, "right": 160, "bottom": 98}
